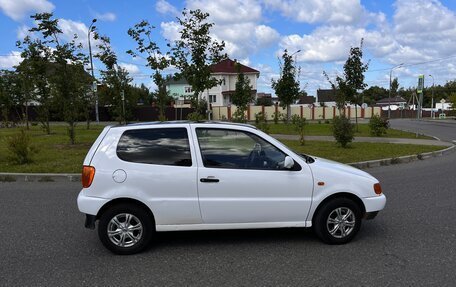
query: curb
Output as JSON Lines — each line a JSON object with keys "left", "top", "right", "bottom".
{"left": 1, "top": 142, "right": 455, "bottom": 183}
{"left": 348, "top": 142, "right": 456, "bottom": 169}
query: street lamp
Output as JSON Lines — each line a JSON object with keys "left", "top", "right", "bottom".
{"left": 88, "top": 18, "right": 99, "bottom": 123}
{"left": 388, "top": 63, "right": 404, "bottom": 118}
{"left": 429, "top": 74, "right": 435, "bottom": 119}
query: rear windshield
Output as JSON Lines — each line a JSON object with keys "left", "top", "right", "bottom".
{"left": 116, "top": 128, "right": 192, "bottom": 166}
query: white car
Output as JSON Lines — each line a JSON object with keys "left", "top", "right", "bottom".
{"left": 77, "top": 122, "right": 386, "bottom": 254}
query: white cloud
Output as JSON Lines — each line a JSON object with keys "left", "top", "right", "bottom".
{"left": 264, "top": 0, "right": 366, "bottom": 25}
{"left": 16, "top": 24, "right": 31, "bottom": 39}
{"left": 119, "top": 62, "right": 141, "bottom": 75}
{"left": 160, "top": 21, "right": 180, "bottom": 42}
{"left": 161, "top": 0, "right": 279, "bottom": 59}
{"left": 0, "top": 0, "right": 54, "bottom": 21}
{"left": 58, "top": 19, "right": 100, "bottom": 51}
{"left": 156, "top": 0, "right": 180, "bottom": 17}
{"left": 0, "top": 51, "right": 22, "bottom": 69}
{"left": 95, "top": 12, "right": 116, "bottom": 22}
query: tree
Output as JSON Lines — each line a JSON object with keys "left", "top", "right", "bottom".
{"left": 272, "top": 50, "right": 300, "bottom": 122}
{"left": 171, "top": 9, "right": 227, "bottom": 120}
{"left": 324, "top": 40, "right": 369, "bottom": 130}
{"left": 96, "top": 36, "right": 133, "bottom": 124}
{"left": 16, "top": 36, "right": 54, "bottom": 133}
{"left": 391, "top": 77, "right": 399, "bottom": 97}
{"left": 128, "top": 21, "right": 171, "bottom": 120}
{"left": 29, "top": 13, "right": 90, "bottom": 144}
{"left": 231, "top": 63, "right": 253, "bottom": 122}
{"left": 0, "top": 70, "right": 21, "bottom": 126}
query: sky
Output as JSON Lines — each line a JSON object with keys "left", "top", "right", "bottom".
{"left": 2, "top": 0, "right": 456, "bottom": 97}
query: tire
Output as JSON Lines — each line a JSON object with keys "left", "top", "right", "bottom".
{"left": 98, "top": 203, "right": 155, "bottom": 255}
{"left": 313, "top": 197, "right": 362, "bottom": 244}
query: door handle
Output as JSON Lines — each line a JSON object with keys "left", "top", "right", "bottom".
{"left": 200, "top": 177, "right": 219, "bottom": 183}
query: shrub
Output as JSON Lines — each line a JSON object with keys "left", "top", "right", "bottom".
{"left": 369, "top": 115, "right": 389, "bottom": 136}
{"left": 7, "top": 129, "right": 38, "bottom": 164}
{"left": 291, "top": 115, "right": 307, "bottom": 145}
{"left": 255, "top": 112, "right": 269, "bottom": 133}
{"left": 332, "top": 115, "right": 354, "bottom": 148}
{"left": 273, "top": 110, "right": 280, "bottom": 124}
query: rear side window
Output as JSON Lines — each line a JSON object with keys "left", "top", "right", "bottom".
{"left": 116, "top": 128, "right": 192, "bottom": 166}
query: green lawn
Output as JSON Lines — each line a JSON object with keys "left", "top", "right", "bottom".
{"left": 281, "top": 140, "right": 442, "bottom": 163}
{"left": 0, "top": 125, "right": 104, "bottom": 173}
{"left": 0, "top": 124, "right": 443, "bottom": 173}
{"left": 268, "top": 123, "right": 432, "bottom": 139}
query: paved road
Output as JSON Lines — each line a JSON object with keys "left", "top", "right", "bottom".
{"left": 1, "top": 120, "right": 455, "bottom": 286}
{"left": 389, "top": 118, "right": 456, "bottom": 142}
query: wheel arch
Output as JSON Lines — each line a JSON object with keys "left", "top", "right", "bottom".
{"left": 311, "top": 192, "right": 366, "bottom": 224}
{"left": 96, "top": 197, "right": 156, "bottom": 225}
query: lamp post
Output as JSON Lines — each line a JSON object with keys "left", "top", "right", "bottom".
{"left": 388, "top": 63, "right": 404, "bottom": 118}
{"left": 429, "top": 74, "right": 435, "bottom": 119}
{"left": 88, "top": 18, "right": 99, "bottom": 123}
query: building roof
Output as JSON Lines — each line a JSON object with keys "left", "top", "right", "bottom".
{"left": 376, "top": 96, "right": 407, "bottom": 104}
{"left": 210, "top": 59, "right": 259, "bottom": 74}
{"left": 317, "top": 89, "right": 338, "bottom": 102}
{"left": 165, "top": 77, "right": 188, "bottom": 85}
{"left": 297, "top": 96, "right": 316, "bottom": 105}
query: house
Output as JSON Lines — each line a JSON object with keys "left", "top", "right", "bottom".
{"left": 165, "top": 77, "right": 193, "bottom": 104}
{"left": 201, "top": 59, "right": 259, "bottom": 106}
{"left": 297, "top": 95, "right": 316, "bottom": 105}
{"left": 375, "top": 96, "right": 407, "bottom": 110}
{"left": 316, "top": 89, "right": 337, "bottom": 107}
{"left": 166, "top": 59, "right": 260, "bottom": 106}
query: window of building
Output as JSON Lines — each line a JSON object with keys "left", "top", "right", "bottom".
{"left": 196, "top": 128, "right": 297, "bottom": 170}
{"left": 209, "top": 95, "right": 217, "bottom": 103}
{"left": 117, "top": 128, "right": 192, "bottom": 166}
{"left": 184, "top": 86, "right": 192, "bottom": 93}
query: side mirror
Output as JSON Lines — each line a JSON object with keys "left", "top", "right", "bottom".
{"left": 284, "top": 156, "right": 294, "bottom": 169}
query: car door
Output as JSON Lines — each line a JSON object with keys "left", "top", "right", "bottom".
{"left": 192, "top": 126, "right": 313, "bottom": 224}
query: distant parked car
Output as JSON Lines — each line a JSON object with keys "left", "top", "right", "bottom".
{"left": 78, "top": 122, "right": 386, "bottom": 254}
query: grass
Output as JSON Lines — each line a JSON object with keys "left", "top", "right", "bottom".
{"left": 0, "top": 124, "right": 442, "bottom": 173}
{"left": 281, "top": 140, "right": 442, "bottom": 163}
{"left": 268, "top": 123, "right": 432, "bottom": 139}
{"left": 0, "top": 124, "right": 104, "bottom": 173}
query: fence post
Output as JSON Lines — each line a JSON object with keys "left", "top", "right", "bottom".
{"left": 300, "top": 106, "right": 303, "bottom": 118}
{"left": 322, "top": 106, "right": 325, "bottom": 119}
{"left": 312, "top": 106, "right": 315, "bottom": 120}
{"left": 333, "top": 106, "right": 336, "bottom": 118}
{"left": 227, "top": 106, "right": 231, "bottom": 121}
{"left": 361, "top": 108, "right": 365, "bottom": 118}
{"left": 247, "top": 105, "right": 251, "bottom": 121}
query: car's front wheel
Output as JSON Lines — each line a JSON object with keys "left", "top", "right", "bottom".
{"left": 98, "top": 203, "right": 154, "bottom": 255}
{"left": 313, "top": 197, "right": 362, "bottom": 244}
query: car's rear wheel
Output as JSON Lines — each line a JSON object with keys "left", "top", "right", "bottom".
{"left": 313, "top": 197, "right": 362, "bottom": 244}
{"left": 98, "top": 203, "right": 154, "bottom": 255}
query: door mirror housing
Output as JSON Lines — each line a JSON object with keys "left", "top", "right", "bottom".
{"left": 284, "top": 156, "right": 294, "bottom": 169}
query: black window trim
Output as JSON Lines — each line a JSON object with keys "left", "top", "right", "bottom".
{"left": 195, "top": 127, "right": 301, "bottom": 171}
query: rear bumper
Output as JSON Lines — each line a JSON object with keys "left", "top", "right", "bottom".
{"left": 77, "top": 190, "right": 110, "bottom": 216}
{"left": 362, "top": 194, "right": 386, "bottom": 213}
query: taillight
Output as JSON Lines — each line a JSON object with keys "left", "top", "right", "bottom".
{"left": 374, "top": 183, "right": 382, "bottom": 195}
{"left": 82, "top": 165, "right": 95, "bottom": 188}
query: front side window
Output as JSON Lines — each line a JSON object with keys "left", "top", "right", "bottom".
{"left": 196, "top": 128, "right": 292, "bottom": 170}
{"left": 117, "top": 128, "right": 192, "bottom": 166}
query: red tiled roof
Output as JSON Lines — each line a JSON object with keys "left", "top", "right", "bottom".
{"left": 210, "top": 59, "right": 259, "bottom": 74}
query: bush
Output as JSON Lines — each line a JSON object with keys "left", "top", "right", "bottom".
{"left": 291, "top": 115, "right": 307, "bottom": 145}
{"left": 7, "top": 129, "right": 38, "bottom": 164}
{"left": 255, "top": 112, "right": 269, "bottom": 133}
{"left": 332, "top": 115, "right": 354, "bottom": 148}
{"left": 369, "top": 115, "right": 389, "bottom": 136}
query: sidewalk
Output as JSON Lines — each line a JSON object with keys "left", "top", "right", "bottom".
{"left": 271, "top": 134, "right": 453, "bottom": 146}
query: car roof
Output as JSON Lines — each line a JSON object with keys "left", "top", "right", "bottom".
{"left": 111, "top": 121, "right": 258, "bottom": 130}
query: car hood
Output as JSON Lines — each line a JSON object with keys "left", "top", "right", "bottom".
{"left": 309, "top": 156, "right": 377, "bottom": 182}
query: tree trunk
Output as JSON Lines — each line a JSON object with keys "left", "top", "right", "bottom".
{"left": 287, "top": 104, "right": 291, "bottom": 123}
{"left": 25, "top": 101, "right": 29, "bottom": 130}
{"left": 355, "top": 104, "right": 358, "bottom": 132}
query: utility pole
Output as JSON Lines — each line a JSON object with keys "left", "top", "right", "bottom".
{"left": 88, "top": 19, "right": 99, "bottom": 123}
{"left": 429, "top": 74, "right": 435, "bottom": 119}
{"left": 388, "top": 63, "right": 404, "bottom": 118}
